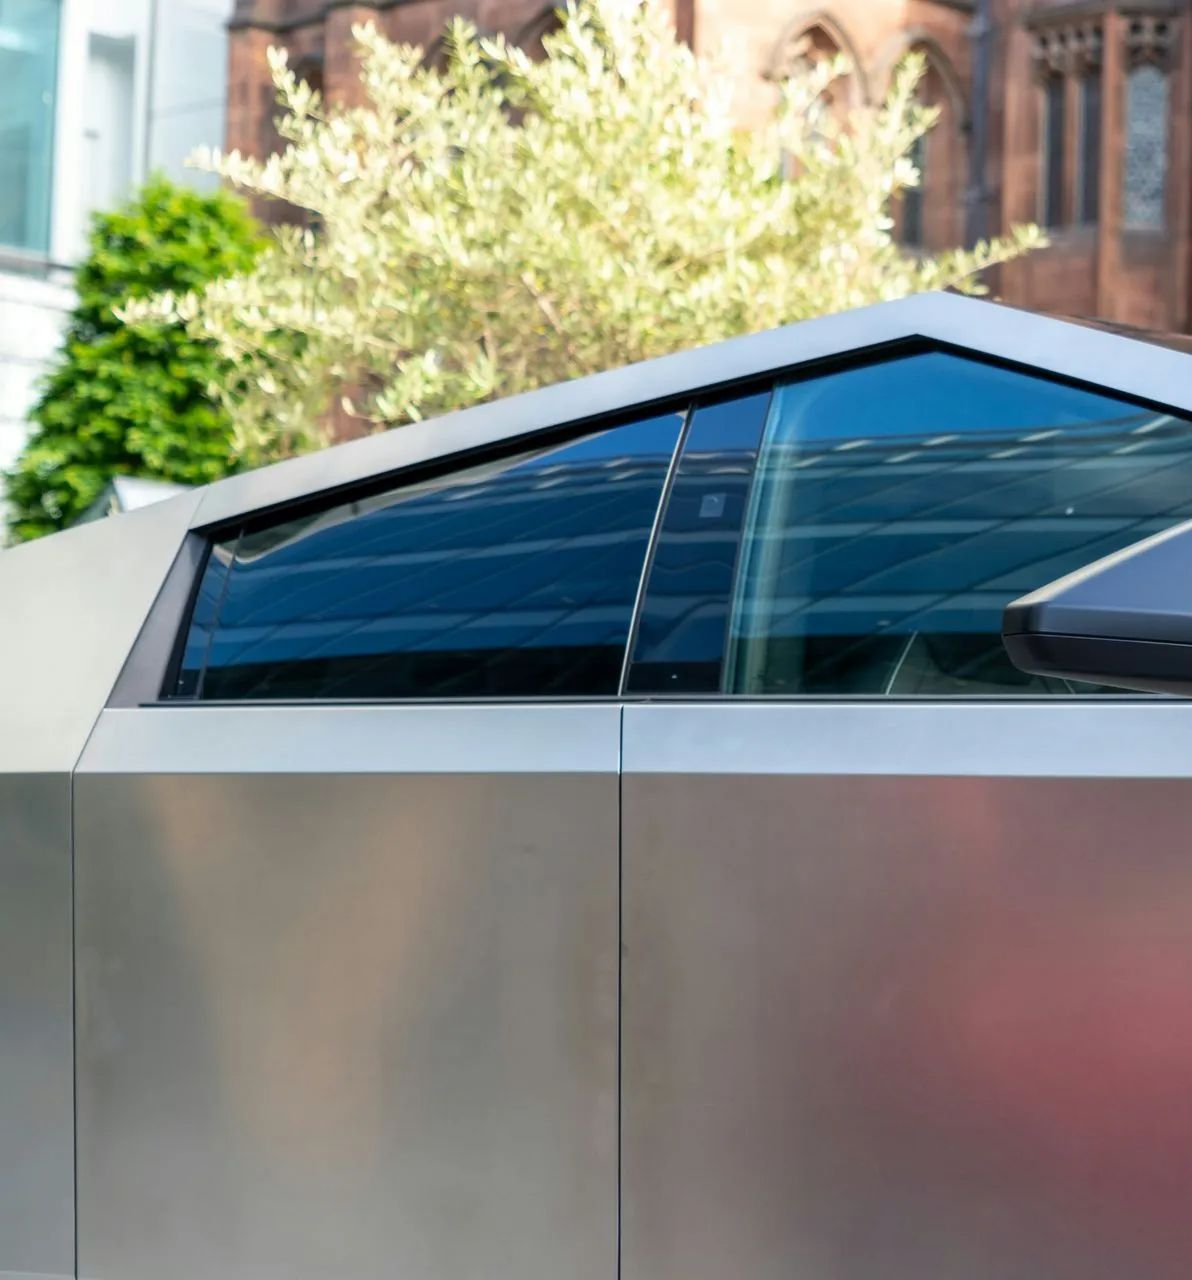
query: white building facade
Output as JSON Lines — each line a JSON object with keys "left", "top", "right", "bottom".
{"left": 0, "top": 0, "right": 233, "bottom": 489}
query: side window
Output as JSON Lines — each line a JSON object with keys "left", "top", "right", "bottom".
{"left": 626, "top": 391, "right": 772, "bottom": 694}
{"left": 724, "top": 351, "right": 1192, "bottom": 696}
{"left": 173, "top": 410, "right": 685, "bottom": 701}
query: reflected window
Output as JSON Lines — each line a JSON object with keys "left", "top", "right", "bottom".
{"left": 174, "top": 411, "right": 684, "bottom": 700}
{"left": 0, "top": 0, "right": 60, "bottom": 254}
{"left": 627, "top": 391, "right": 772, "bottom": 693}
{"left": 1123, "top": 63, "right": 1168, "bottom": 230}
{"left": 723, "top": 352, "right": 1192, "bottom": 697}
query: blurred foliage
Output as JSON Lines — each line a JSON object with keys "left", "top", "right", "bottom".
{"left": 6, "top": 176, "right": 261, "bottom": 541}
{"left": 132, "top": 0, "right": 1044, "bottom": 461}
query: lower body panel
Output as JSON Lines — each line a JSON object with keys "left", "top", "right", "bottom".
{"left": 623, "top": 703, "right": 1192, "bottom": 1280}
{"left": 0, "top": 773, "right": 74, "bottom": 1280}
{"left": 75, "top": 705, "right": 620, "bottom": 1280}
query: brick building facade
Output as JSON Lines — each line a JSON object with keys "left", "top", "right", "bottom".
{"left": 226, "top": 0, "right": 1192, "bottom": 333}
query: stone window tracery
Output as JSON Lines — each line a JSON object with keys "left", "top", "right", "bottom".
{"left": 1122, "top": 16, "right": 1174, "bottom": 231}
{"left": 1032, "top": 21, "right": 1103, "bottom": 229}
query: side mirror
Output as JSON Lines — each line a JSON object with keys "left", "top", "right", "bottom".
{"left": 1003, "top": 520, "right": 1192, "bottom": 696}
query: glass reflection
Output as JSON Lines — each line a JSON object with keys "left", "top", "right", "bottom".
{"left": 726, "top": 352, "right": 1192, "bottom": 696}
{"left": 176, "top": 411, "right": 683, "bottom": 700}
{"left": 628, "top": 391, "right": 772, "bottom": 693}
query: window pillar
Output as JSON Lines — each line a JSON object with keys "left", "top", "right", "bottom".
{"left": 1174, "top": 8, "right": 1192, "bottom": 331}
{"left": 1095, "top": 10, "right": 1123, "bottom": 315}
{"left": 1063, "top": 64, "right": 1081, "bottom": 229}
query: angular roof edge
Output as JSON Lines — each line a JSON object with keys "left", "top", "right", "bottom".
{"left": 193, "top": 292, "right": 1192, "bottom": 529}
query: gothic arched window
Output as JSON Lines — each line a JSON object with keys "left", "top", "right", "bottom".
{"left": 770, "top": 16, "right": 866, "bottom": 135}
{"left": 1077, "top": 69, "right": 1102, "bottom": 224}
{"left": 896, "top": 43, "right": 967, "bottom": 251}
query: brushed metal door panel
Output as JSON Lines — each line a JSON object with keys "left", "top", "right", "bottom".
{"left": 0, "top": 486, "right": 196, "bottom": 1280}
{"left": 75, "top": 706, "right": 619, "bottom": 1280}
{"left": 623, "top": 703, "right": 1192, "bottom": 1280}
{"left": 0, "top": 774, "right": 73, "bottom": 1280}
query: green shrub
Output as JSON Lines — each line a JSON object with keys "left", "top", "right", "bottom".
{"left": 6, "top": 176, "right": 262, "bottom": 541}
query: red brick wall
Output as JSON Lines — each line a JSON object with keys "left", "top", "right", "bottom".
{"left": 226, "top": 0, "right": 1192, "bottom": 332}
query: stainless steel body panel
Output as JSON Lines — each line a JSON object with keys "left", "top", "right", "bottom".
{"left": 74, "top": 705, "right": 620, "bottom": 1280}
{"left": 0, "top": 775, "right": 73, "bottom": 1280}
{"left": 1, "top": 295, "right": 1188, "bottom": 1280}
{"left": 0, "top": 491, "right": 200, "bottom": 774}
{"left": 622, "top": 702, "right": 1192, "bottom": 1280}
{"left": 0, "top": 494, "right": 196, "bottom": 1279}
{"left": 81, "top": 704, "right": 620, "bottom": 775}
{"left": 624, "top": 700, "right": 1192, "bottom": 779}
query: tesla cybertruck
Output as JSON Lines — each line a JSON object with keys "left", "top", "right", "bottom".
{"left": 4, "top": 292, "right": 1192, "bottom": 1280}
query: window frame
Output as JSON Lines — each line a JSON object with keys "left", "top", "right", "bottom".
{"left": 150, "top": 340, "right": 1192, "bottom": 709}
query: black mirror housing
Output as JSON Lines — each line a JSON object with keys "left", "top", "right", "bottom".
{"left": 1003, "top": 520, "right": 1192, "bottom": 696}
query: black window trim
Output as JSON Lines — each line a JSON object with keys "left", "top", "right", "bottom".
{"left": 616, "top": 403, "right": 696, "bottom": 697}
{"left": 141, "top": 338, "right": 1192, "bottom": 709}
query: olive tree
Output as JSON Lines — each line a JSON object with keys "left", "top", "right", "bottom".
{"left": 133, "top": 0, "right": 1042, "bottom": 460}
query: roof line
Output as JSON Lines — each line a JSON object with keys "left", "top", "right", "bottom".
{"left": 192, "top": 292, "right": 1192, "bottom": 530}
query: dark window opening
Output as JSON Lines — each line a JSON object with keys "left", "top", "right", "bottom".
{"left": 1042, "top": 74, "right": 1066, "bottom": 228}
{"left": 1078, "top": 72, "right": 1101, "bottom": 224}
{"left": 172, "top": 411, "right": 684, "bottom": 701}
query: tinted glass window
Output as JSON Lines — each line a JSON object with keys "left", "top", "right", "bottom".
{"left": 175, "top": 411, "right": 684, "bottom": 700}
{"left": 724, "top": 352, "right": 1192, "bottom": 697}
{"left": 627, "top": 391, "right": 772, "bottom": 694}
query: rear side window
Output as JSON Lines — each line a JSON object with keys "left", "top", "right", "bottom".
{"left": 173, "top": 411, "right": 684, "bottom": 700}
{"left": 724, "top": 352, "right": 1192, "bottom": 696}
